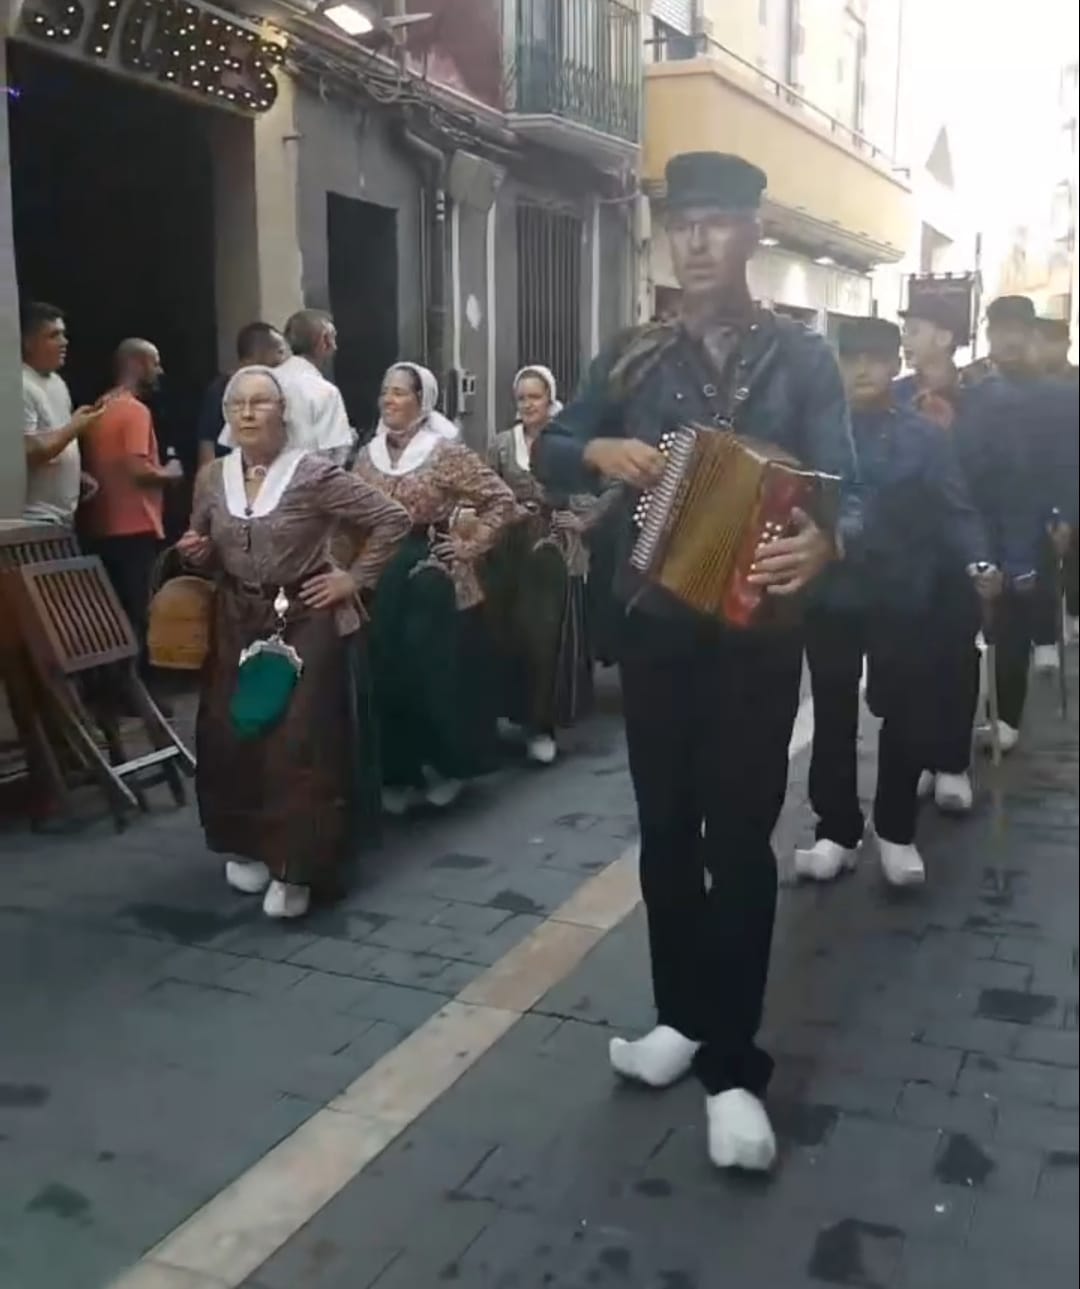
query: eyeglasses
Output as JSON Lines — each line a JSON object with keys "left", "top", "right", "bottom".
{"left": 225, "top": 397, "right": 283, "bottom": 415}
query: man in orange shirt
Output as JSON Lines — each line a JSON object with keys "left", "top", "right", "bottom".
{"left": 81, "top": 339, "right": 183, "bottom": 668}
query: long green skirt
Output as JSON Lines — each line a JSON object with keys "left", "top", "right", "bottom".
{"left": 484, "top": 521, "right": 593, "bottom": 732}
{"left": 368, "top": 536, "right": 499, "bottom": 789}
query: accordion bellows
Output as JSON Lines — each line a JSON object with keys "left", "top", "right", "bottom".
{"left": 631, "top": 427, "right": 837, "bottom": 628}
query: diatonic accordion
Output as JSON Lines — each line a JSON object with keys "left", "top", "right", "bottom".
{"left": 630, "top": 427, "right": 838, "bottom": 628}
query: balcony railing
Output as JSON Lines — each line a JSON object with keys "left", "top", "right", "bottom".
{"left": 644, "top": 30, "right": 898, "bottom": 171}
{"left": 507, "top": 0, "right": 642, "bottom": 143}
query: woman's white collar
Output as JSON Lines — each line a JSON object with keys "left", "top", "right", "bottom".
{"left": 223, "top": 448, "right": 307, "bottom": 518}
{"left": 367, "top": 428, "right": 441, "bottom": 476}
{"left": 512, "top": 423, "right": 532, "bottom": 473}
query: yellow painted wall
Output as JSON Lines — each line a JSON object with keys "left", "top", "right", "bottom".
{"left": 644, "top": 60, "right": 911, "bottom": 258}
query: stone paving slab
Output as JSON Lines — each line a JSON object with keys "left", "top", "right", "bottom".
{"left": 0, "top": 660, "right": 834, "bottom": 1289}
{"left": 241, "top": 663, "right": 1078, "bottom": 1289}
{"left": 0, "top": 675, "right": 642, "bottom": 1289}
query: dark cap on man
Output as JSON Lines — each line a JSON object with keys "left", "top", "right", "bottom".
{"left": 665, "top": 152, "right": 767, "bottom": 213}
{"left": 900, "top": 295, "right": 962, "bottom": 340}
{"left": 986, "top": 295, "right": 1035, "bottom": 327}
{"left": 836, "top": 317, "right": 901, "bottom": 359}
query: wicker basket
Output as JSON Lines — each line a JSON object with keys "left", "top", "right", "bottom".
{"left": 147, "top": 549, "right": 214, "bottom": 671}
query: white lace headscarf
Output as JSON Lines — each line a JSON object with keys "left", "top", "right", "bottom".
{"left": 513, "top": 365, "right": 564, "bottom": 422}
{"left": 510, "top": 365, "right": 563, "bottom": 471}
{"left": 220, "top": 365, "right": 297, "bottom": 450}
{"left": 378, "top": 362, "right": 459, "bottom": 441}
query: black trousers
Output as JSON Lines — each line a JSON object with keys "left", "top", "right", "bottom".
{"left": 805, "top": 609, "right": 865, "bottom": 850}
{"left": 619, "top": 610, "right": 803, "bottom": 1098}
{"left": 1031, "top": 536, "right": 1061, "bottom": 648}
{"left": 85, "top": 534, "right": 159, "bottom": 666}
{"left": 920, "top": 577, "right": 981, "bottom": 776}
{"left": 805, "top": 609, "right": 929, "bottom": 850}
{"left": 989, "top": 588, "right": 1038, "bottom": 731}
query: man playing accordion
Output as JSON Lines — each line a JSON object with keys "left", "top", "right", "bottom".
{"left": 534, "top": 152, "right": 860, "bottom": 1172}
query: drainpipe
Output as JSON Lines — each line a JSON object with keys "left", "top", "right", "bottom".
{"left": 400, "top": 127, "right": 449, "bottom": 394}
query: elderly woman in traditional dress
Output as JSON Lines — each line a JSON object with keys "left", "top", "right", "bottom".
{"left": 486, "top": 365, "right": 614, "bottom": 763}
{"left": 351, "top": 362, "right": 516, "bottom": 813}
{"left": 177, "top": 366, "right": 409, "bottom": 920}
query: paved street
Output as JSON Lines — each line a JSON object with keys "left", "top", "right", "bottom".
{"left": 241, "top": 667, "right": 1078, "bottom": 1289}
{"left": 1, "top": 659, "right": 1077, "bottom": 1289}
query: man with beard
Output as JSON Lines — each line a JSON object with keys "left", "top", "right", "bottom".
{"left": 81, "top": 339, "right": 183, "bottom": 668}
{"left": 534, "top": 152, "right": 859, "bottom": 1172}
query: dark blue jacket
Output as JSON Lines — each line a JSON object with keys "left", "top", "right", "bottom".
{"left": 952, "top": 374, "right": 1078, "bottom": 578}
{"left": 816, "top": 402, "right": 989, "bottom": 614}
{"left": 196, "top": 373, "right": 230, "bottom": 459}
{"left": 534, "top": 312, "right": 861, "bottom": 617}
{"left": 892, "top": 369, "right": 969, "bottom": 428}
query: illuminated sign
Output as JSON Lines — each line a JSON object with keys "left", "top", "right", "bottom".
{"left": 20, "top": 0, "right": 284, "bottom": 112}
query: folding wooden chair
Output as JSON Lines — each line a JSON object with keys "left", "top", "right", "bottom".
{"left": 0, "top": 525, "right": 82, "bottom": 825}
{"left": 9, "top": 555, "right": 195, "bottom": 828}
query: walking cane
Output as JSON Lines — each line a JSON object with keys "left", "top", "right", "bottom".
{"left": 1050, "top": 510, "right": 1069, "bottom": 721}
{"left": 1056, "top": 559, "right": 1069, "bottom": 721}
{"left": 975, "top": 564, "right": 1005, "bottom": 833}
{"left": 975, "top": 565, "right": 1003, "bottom": 769}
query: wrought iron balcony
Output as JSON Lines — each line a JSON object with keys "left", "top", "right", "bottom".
{"left": 506, "top": 0, "right": 642, "bottom": 162}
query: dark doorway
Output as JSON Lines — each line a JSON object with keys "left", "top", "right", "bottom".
{"left": 7, "top": 43, "right": 218, "bottom": 474}
{"left": 327, "top": 194, "right": 399, "bottom": 437}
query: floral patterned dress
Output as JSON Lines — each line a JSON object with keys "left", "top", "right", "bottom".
{"left": 191, "top": 452, "right": 409, "bottom": 888}
{"left": 352, "top": 433, "right": 517, "bottom": 789}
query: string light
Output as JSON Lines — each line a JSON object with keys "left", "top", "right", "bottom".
{"left": 23, "top": 0, "right": 282, "bottom": 112}
{"left": 23, "top": 0, "right": 84, "bottom": 42}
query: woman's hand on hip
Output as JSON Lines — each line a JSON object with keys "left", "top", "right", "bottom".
{"left": 299, "top": 568, "right": 357, "bottom": 610}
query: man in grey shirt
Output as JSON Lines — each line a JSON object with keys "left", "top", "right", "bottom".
{"left": 21, "top": 302, "right": 101, "bottom": 526}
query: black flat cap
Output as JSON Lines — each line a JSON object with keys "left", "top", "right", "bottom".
{"left": 900, "top": 295, "right": 962, "bottom": 337}
{"left": 986, "top": 295, "right": 1035, "bottom": 326}
{"left": 837, "top": 317, "right": 901, "bottom": 359}
{"left": 665, "top": 152, "right": 767, "bottom": 212}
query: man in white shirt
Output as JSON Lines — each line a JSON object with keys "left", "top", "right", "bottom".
{"left": 219, "top": 308, "right": 355, "bottom": 462}
{"left": 21, "top": 302, "right": 102, "bottom": 526}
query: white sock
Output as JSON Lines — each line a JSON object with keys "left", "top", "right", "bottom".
{"left": 609, "top": 1025, "right": 700, "bottom": 1088}
{"left": 706, "top": 1089, "right": 777, "bottom": 1171}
